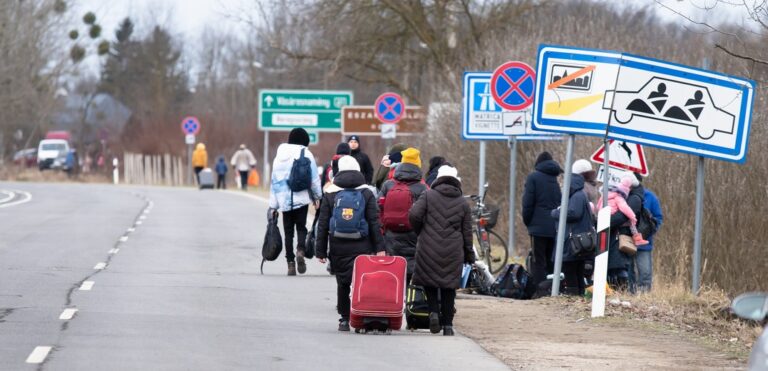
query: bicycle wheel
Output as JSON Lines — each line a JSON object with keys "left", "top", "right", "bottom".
{"left": 485, "top": 230, "right": 509, "bottom": 275}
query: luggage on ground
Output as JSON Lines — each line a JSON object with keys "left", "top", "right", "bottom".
{"left": 350, "top": 255, "right": 407, "bottom": 332}
{"left": 199, "top": 168, "right": 215, "bottom": 189}
{"left": 490, "top": 264, "right": 535, "bottom": 299}
{"left": 465, "top": 261, "right": 494, "bottom": 295}
{"left": 532, "top": 274, "right": 566, "bottom": 299}
{"left": 405, "top": 283, "right": 431, "bottom": 330}
{"left": 261, "top": 210, "right": 283, "bottom": 274}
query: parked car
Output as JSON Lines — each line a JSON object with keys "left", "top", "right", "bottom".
{"left": 731, "top": 292, "right": 768, "bottom": 370}
{"left": 37, "top": 139, "right": 69, "bottom": 170}
{"left": 12, "top": 148, "right": 37, "bottom": 167}
{"left": 45, "top": 130, "right": 72, "bottom": 141}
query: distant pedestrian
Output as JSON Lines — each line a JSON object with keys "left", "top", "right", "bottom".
{"left": 409, "top": 165, "right": 475, "bottom": 336}
{"left": 347, "top": 135, "right": 374, "bottom": 185}
{"left": 315, "top": 156, "right": 385, "bottom": 331}
{"left": 522, "top": 151, "right": 563, "bottom": 288}
{"left": 572, "top": 159, "right": 599, "bottom": 205}
{"left": 268, "top": 128, "right": 322, "bottom": 276}
{"left": 322, "top": 143, "right": 351, "bottom": 190}
{"left": 551, "top": 172, "right": 593, "bottom": 296}
{"left": 215, "top": 156, "right": 228, "bottom": 189}
{"left": 379, "top": 147, "right": 428, "bottom": 282}
{"left": 629, "top": 173, "right": 663, "bottom": 293}
{"left": 231, "top": 144, "right": 256, "bottom": 191}
{"left": 192, "top": 143, "right": 208, "bottom": 184}
{"left": 374, "top": 143, "right": 408, "bottom": 190}
{"left": 425, "top": 156, "right": 447, "bottom": 186}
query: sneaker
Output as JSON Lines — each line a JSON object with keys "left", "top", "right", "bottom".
{"left": 297, "top": 255, "right": 307, "bottom": 275}
{"left": 443, "top": 326, "right": 454, "bottom": 336}
{"left": 287, "top": 262, "right": 297, "bottom": 276}
{"left": 428, "top": 312, "right": 440, "bottom": 334}
{"left": 338, "top": 319, "right": 350, "bottom": 332}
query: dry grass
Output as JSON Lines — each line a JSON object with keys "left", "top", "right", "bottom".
{"left": 0, "top": 166, "right": 111, "bottom": 184}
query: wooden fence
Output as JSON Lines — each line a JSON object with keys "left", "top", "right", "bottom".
{"left": 123, "top": 152, "right": 187, "bottom": 186}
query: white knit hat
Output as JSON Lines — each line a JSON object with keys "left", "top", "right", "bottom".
{"left": 572, "top": 159, "right": 592, "bottom": 174}
{"left": 338, "top": 155, "right": 360, "bottom": 172}
{"left": 436, "top": 165, "right": 460, "bottom": 182}
{"left": 621, "top": 172, "right": 639, "bottom": 187}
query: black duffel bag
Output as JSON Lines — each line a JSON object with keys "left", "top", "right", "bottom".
{"left": 261, "top": 210, "right": 283, "bottom": 274}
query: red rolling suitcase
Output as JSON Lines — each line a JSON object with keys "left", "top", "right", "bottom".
{"left": 350, "top": 255, "right": 407, "bottom": 333}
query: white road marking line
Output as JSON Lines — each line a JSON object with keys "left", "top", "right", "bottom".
{"left": 127, "top": 228, "right": 135, "bottom": 233}
{"left": 93, "top": 262, "right": 107, "bottom": 270}
{"left": 139, "top": 215, "right": 147, "bottom": 220}
{"left": 26, "top": 346, "right": 52, "bottom": 364}
{"left": 135, "top": 221, "right": 143, "bottom": 225}
{"left": 119, "top": 236, "right": 128, "bottom": 242}
{"left": 59, "top": 308, "right": 78, "bottom": 320}
{"left": 108, "top": 248, "right": 119, "bottom": 254}
{"left": 0, "top": 190, "right": 15, "bottom": 203}
{"left": 79, "top": 281, "right": 94, "bottom": 291}
{"left": 0, "top": 190, "right": 32, "bottom": 208}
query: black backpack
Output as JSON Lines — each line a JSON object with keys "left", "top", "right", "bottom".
{"left": 636, "top": 206, "right": 658, "bottom": 239}
{"left": 287, "top": 148, "right": 312, "bottom": 193}
{"left": 261, "top": 211, "right": 283, "bottom": 274}
{"left": 304, "top": 211, "right": 319, "bottom": 259}
{"left": 491, "top": 264, "right": 534, "bottom": 299}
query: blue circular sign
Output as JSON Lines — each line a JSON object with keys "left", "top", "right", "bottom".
{"left": 374, "top": 93, "right": 405, "bottom": 124}
{"left": 490, "top": 61, "right": 536, "bottom": 111}
{"left": 180, "top": 116, "right": 201, "bottom": 135}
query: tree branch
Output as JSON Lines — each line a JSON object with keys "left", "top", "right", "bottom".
{"left": 715, "top": 43, "right": 768, "bottom": 65}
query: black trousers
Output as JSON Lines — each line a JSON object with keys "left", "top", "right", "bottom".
{"left": 193, "top": 166, "right": 203, "bottom": 184}
{"left": 282, "top": 205, "right": 309, "bottom": 262}
{"left": 216, "top": 174, "right": 226, "bottom": 189}
{"left": 530, "top": 236, "right": 555, "bottom": 287}
{"left": 562, "top": 260, "right": 586, "bottom": 296}
{"left": 238, "top": 170, "right": 249, "bottom": 190}
{"left": 336, "top": 274, "right": 352, "bottom": 320}
{"left": 423, "top": 287, "right": 456, "bottom": 326}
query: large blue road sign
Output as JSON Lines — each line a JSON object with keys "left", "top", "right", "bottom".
{"left": 532, "top": 45, "right": 755, "bottom": 163}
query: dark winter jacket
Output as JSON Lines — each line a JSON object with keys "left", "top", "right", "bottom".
{"left": 215, "top": 157, "right": 228, "bottom": 175}
{"left": 409, "top": 177, "right": 475, "bottom": 289}
{"left": 607, "top": 184, "right": 644, "bottom": 270}
{"left": 550, "top": 174, "right": 594, "bottom": 262}
{"left": 351, "top": 148, "right": 374, "bottom": 185}
{"left": 315, "top": 170, "right": 385, "bottom": 281}
{"left": 378, "top": 163, "right": 429, "bottom": 275}
{"left": 374, "top": 143, "right": 408, "bottom": 190}
{"left": 522, "top": 159, "right": 563, "bottom": 237}
{"left": 425, "top": 156, "right": 446, "bottom": 186}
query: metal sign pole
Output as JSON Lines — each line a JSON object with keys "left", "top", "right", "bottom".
{"left": 187, "top": 143, "right": 193, "bottom": 185}
{"left": 551, "top": 134, "right": 575, "bottom": 296}
{"left": 478, "top": 141, "right": 486, "bottom": 194}
{"left": 692, "top": 156, "right": 705, "bottom": 294}
{"left": 508, "top": 137, "right": 518, "bottom": 257}
{"left": 263, "top": 131, "right": 270, "bottom": 190}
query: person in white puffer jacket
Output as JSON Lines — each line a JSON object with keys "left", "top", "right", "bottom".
{"left": 269, "top": 128, "right": 323, "bottom": 276}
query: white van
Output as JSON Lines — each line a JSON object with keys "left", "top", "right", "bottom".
{"left": 37, "top": 139, "right": 70, "bottom": 170}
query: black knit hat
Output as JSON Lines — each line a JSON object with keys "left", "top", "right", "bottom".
{"left": 288, "top": 128, "right": 310, "bottom": 146}
{"left": 347, "top": 135, "right": 360, "bottom": 143}
{"left": 336, "top": 142, "right": 351, "bottom": 155}
{"left": 535, "top": 151, "right": 553, "bottom": 165}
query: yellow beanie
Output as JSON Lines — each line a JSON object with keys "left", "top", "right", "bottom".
{"left": 401, "top": 148, "right": 421, "bottom": 169}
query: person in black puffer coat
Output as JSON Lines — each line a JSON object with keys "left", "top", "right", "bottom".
{"left": 522, "top": 151, "right": 563, "bottom": 288}
{"left": 550, "top": 173, "right": 593, "bottom": 296}
{"left": 378, "top": 148, "right": 428, "bottom": 282}
{"left": 321, "top": 143, "right": 351, "bottom": 189}
{"left": 409, "top": 165, "right": 475, "bottom": 336}
{"left": 315, "top": 156, "right": 385, "bottom": 332}
{"left": 348, "top": 135, "right": 374, "bottom": 185}
{"left": 607, "top": 173, "right": 643, "bottom": 290}
{"left": 424, "top": 156, "right": 447, "bottom": 186}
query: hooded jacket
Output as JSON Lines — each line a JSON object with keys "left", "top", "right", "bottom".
{"left": 215, "top": 157, "right": 228, "bottom": 175}
{"left": 268, "top": 143, "right": 322, "bottom": 212}
{"left": 315, "top": 170, "right": 385, "bottom": 282}
{"left": 550, "top": 174, "right": 594, "bottom": 262}
{"left": 378, "top": 163, "right": 429, "bottom": 275}
{"left": 425, "top": 157, "right": 446, "bottom": 186}
{"left": 522, "top": 159, "right": 563, "bottom": 237}
{"left": 351, "top": 146, "right": 374, "bottom": 185}
{"left": 192, "top": 143, "right": 208, "bottom": 168}
{"left": 607, "top": 184, "right": 645, "bottom": 270}
{"left": 409, "top": 176, "right": 474, "bottom": 289}
{"left": 639, "top": 189, "right": 663, "bottom": 251}
{"left": 231, "top": 148, "right": 256, "bottom": 172}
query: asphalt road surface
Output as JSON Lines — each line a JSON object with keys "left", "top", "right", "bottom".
{"left": 0, "top": 182, "right": 508, "bottom": 371}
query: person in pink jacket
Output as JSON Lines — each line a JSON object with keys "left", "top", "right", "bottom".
{"left": 596, "top": 175, "right": 649, "bottom": 245}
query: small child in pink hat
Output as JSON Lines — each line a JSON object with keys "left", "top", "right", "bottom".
{"left": 595, "top": 175, "right": 649, "bottom": 245}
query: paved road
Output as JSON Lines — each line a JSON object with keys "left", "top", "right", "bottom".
{"left": 0, "top": 182, "right": 508, "bottom": 371}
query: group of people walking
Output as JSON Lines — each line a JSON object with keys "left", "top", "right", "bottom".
{"left": 267, "top": 128, "right": 472, "bottom": 335}
{"left": 191, "top": 142, "right": 257, "bottom": 190}
{"left": 522, "top": 151, "right": 663, "bottom": 296}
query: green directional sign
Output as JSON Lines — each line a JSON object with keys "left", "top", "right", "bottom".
{"left": 259, "top": 89, "right": 354, "bottom": 132}
{"left": 308, "top": 131, "right": 319, "bottom": 146}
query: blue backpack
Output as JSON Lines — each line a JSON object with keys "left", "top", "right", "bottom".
{"left": 330, "top": 189, "right": 369, "bottom": 240}
{"left": 287, "top": 148, "right": 312, "bottom": 192}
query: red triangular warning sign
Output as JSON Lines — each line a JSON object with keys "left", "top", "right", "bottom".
{"left": 590, "top": 140, "right": 649, "bottom": 176}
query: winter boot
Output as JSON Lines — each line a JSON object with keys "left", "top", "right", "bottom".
{"left": 443, "top": 326, "right": 454, "bottom": 336}
{"left": 633, "top": 233, "right": 649, "bottom": 246}
{"left": 296, "top": 250, "right": 307, "bottom": 274}
{"left": 287, "top": 262, "right": 297, "bottom": 276}
{"left": 429, "top": 312, "right": 441, "bottom": 334}
{"left": 338, "top": 318, "right": 350, "bottom": 332}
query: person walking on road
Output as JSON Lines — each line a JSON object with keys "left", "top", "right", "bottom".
{"left": 378, "top": 147, "right": 428, "bottom": 283}
{"left": 269, "top": 128, "right": 322, "bottom": 276}
{"left": 425, "top": 156, "right": 447, "bottom": 187}
{"left": 629, "top": 173, "right": 663, "bottom": 293}
{"left": 215, "top": 156, "right": 228, "bottom": 189}
{"left": 409, "top": 165, "right": 475, "bottom": 336}
{"left": 522, "top": 151, "right": 563, "bottom": 288}
{"left": 347, "top": 135, "right": 374, "bottom": 185}
{"left": 192, "top": 143, "right": 208, "bottom": 184}
{"left": 231, "top": 144, "right": 256, "bottom": 191}
{"left": 315, "top": 156, "right": 385, "bottom": 331}
{"left": 550, "top": 172, "right": 594, "bottom": 296}
{"left": 321, "top": 143, "right": 351, "bottom": 190}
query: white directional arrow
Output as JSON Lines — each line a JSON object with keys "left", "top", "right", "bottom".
{"left": 264, "top": 95, "right": 274, "bottom": 107}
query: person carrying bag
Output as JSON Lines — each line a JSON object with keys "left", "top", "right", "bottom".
{"left": 551, "top": 172, "right": 593, "bottom": 296}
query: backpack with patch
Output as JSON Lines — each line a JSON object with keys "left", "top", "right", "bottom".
{"left": 287, "top": 148, "right": 312, "bottom": 192}
{"left": 636, "top": 206, "right": 658, "bottom": 239}
{"left": 330, "top": 189, "right": 369, "bottom": 240}
{"left": 490, "top": 264, "right": 534, "bottom": 300}
{"left": 381, "top": 181, "right": 414, "bottom": 232}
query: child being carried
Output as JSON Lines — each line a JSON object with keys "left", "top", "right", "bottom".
{"left": 596, "top": 175, "right": 649, "bottom": 246}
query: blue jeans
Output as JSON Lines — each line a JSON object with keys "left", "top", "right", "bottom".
{"left": 629, "top": 250, "right": 653, "bottom": 293}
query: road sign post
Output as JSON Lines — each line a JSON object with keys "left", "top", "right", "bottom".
{"left": 508, "top": 137, "right": 518, "bottom": 257}
{"left": 181, "top": 117, "right": 201, "bottom": 186}
{"left": 552, "top": 134, "right": 575, "bottom": 296}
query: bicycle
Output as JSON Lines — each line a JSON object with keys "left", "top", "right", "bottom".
{"left": 466, "top": 183, "right": 508, "bottom": 275}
